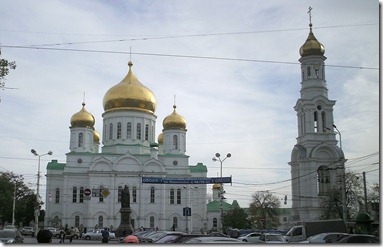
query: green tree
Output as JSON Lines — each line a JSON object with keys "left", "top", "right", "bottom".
{"left": 248, "top": 191, "right": 280, "bottom": 229}
{"left": 222, "top": 203, "right": 251, "bottom": 231}
{"left": 0, "top": 172, "right": 36, "bottom": 227}
{"left": 0, "top": 48, "right": 17, "bottom": 101}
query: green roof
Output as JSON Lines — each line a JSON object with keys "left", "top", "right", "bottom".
{"left": 207, "top": 200, "right": 235, "bottom": 212}
{"left": 47, "top": 160, "right": 66, "bottom": 170}
{"left": 189, "top": 162, "right": 207, "bottom": 173}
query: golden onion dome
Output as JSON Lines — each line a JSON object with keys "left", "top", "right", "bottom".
{"left": 212, "top": 184, "right": 221, "bottom": 189}
{"left": 163, "top": 105, "right": 187, "bottom": 130}
{"left": 157, "top": 132, "right": 164, "bottom": 145}
{"left": 70, "top": 102, "right": 95, "bottom": 128}
{"left": 93, "top": 130, "right": 100, "bottom": 143}
{"left": 103, "top": 61, "right": 157, "bottom": 113}
{"left": 299, "top": 24, "right": 325, "bottom": 57}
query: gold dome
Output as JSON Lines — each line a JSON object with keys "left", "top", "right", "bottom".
{"left": 299, "top": 24, "right": 325, "bottom": 57}
{"left": 157, "top": 132, "right": 164, "bottom": 145}
{"left": 163, "top": 105, "right": 187, "bottom": 130}
{"left": 212, "top": 184, "right": 221, "bottom": 189}
{"left": 93, "top": 130, "right": 100, "bottom": 143}
{"left": 70, "top": 102, "right": 95, "bottom": 128}
{"left": 103, "top": 61, "right": 157, "bottom": 113}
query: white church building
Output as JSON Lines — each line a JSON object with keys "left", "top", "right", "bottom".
{"left": 44, "top": 61, "right": 209, "bottom": 233}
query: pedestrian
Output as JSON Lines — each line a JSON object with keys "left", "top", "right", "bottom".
{"left": 124, "top": 235, "right": 139, "bottom": 244}
{"left": 122, "top": 228, "right": 127, "bottom": 237}
{"left": 126, "top": 227, "right": 133, "bottom": 236}
{"left": 69, "top": 227, "right": 75, "bottom": 243}
{"left": 101, "top": 228, "right": 109, "bottom": 243}
{"left": 59, "top": 228, "right": 66, "bottom": 243}
{"left": 36, "top": 229, "right": 53, "bottom": 243}
{"left": 84, "top": 227, "right": 87, "bottom": 234}
{"left": 171, "top": 224, "right": 175, "bottom": 231}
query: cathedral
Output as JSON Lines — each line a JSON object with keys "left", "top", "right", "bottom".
{"left": 44, "top": 61, "right": 210, "bottom": 233}
{"left": 289, "top": 19, "right": 346, "bottom": 222}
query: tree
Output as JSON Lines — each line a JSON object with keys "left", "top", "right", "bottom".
{"left": 0, "top": 172, "right": 36, "bottom": 227}
{"left": 0, "top": 48, "right": 17, "bottom": 101}
{"left": 248, "top": 191, "right": 280, "bottom": 229}
{"left": 222, "top": 203, "right": 251, "bottom": 231}
{"left": 320, "top": 170, "right": 364, "bottom": 220}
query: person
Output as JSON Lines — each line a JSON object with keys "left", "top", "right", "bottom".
{"left": 171, "top": 224, "right": 175, "bottom": 231}
{"left": 123, "top": 228, "right": 127, "bottom": 237}
{"left": 59, "top": 228, "right": 66, "bottom": 243}
{"left": 124, "top": 235, "right": 139, "bottom": 243}
{"left": 36, "top": 229, "right": 53, "bottom": 243}
{"left": 68, "top": 227, "right": 76, "bottom": 243}
{"left": 101, "top": 228, "right": 109, "bottom": 243}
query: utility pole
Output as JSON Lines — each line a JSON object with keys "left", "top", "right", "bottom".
{"left": 363, "top": 172, "right": 368, "bottom": 213}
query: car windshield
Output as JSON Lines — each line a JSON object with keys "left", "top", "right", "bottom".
{"left": 0, "top": 231, "right": 15, "bottom": 238}
{"left": 267, "top": 235, "right": 284, "bottom": 241}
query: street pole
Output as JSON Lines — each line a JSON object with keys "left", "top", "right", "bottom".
{"left": 31, "top": 149, "right": 52, "bottom": 235}
{"left": 12, "top": 178, "right": 16, "bottom": 226}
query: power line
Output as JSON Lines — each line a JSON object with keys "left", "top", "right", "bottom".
{"left": 0, "top": 45, "right": 378, "bottom": 70}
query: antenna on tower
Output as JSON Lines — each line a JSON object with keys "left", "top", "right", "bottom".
{"left": 83, "top": 92, "right": 86, "bottom": 104}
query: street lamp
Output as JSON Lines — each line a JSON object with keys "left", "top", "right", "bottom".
{"left": 212, "top": 152, "right": 231, "bottom": 233}
{"left": 31, "top": 149, "right": 52, "bottom": 234}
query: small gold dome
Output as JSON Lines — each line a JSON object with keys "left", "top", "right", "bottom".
{"left": 70, "top": 102, "right": 95, "bottom": 128}
{"left": 163, "top": 105, "right": 187, "bottom": 130}
{"left": 93, "top": 130, "right": 100, "bottom": 143}
{"left": 103, "top": 61, "right": 157, "bottom": 113}
{"left": 212, "top": 184, "right": 221, "bottom": 189}
{"left": 299, "top": 24, "right": 325, "bottom": 57}
{"left": 157, "top": 132, "right": 164, "bottom": 145}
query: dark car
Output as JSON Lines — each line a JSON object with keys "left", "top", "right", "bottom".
{"left": 0, "top": 229, "right": 24, "bottom": 244}
{"left": 335, "top": 234, "right": 379, "bottom": 243}
{"left": 154, "top": 233, "right": 205, "bottom": 243}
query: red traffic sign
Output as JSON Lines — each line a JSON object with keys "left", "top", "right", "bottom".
{"left": 84, "top": 188, "right": 92, "bottom": 196}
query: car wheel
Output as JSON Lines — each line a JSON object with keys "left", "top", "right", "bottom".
{"left": 243, "top": 239, "right": 248, "bottom": 242}
{"left": 85, "top": 236, "right": 91, "bottom": 240}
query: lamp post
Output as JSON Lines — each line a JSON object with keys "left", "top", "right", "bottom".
{"left": 212, "top": 152, "right": 231, "bottom": 233}
{"left": 31, "top": 149, "right": 52, "bottom": 234}
{"left": 332, "top": 124, "right": 342, "bottom": 150}
{"left": 12, "top": 176, "right": 17, "bottom": 226}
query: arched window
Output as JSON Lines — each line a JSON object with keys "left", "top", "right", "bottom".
{"left": 314, "top": 111, "right": 318, "bottom": 133}
{"left": 321, "top": 111, "right": 326, "bottom": 132}
{"left": 213, "top": 218, "right": 218, "bottom": 228}
{"left": 75, "top": 216, "right": 80, "bottom": 227}
{"left": 137, "top": 123, "right": 141, "bottom": 140}
{"left": 98, "top": 216, "right": 103, "bottom": 228}
{"left": 170, "top": 189, "right": 175, "bottom": 204}
{"left": 173, "top": 135, "right": 178, "bottom": 150}
{"left": 307, "top": 66, "right": 311, "bottom": 79}
{"left": 117, "top": 122, "right": 122, "bottom": 139}
{"left": 150, "top": 216, "right": 155, "bottom": 228}
{"left": 72, "top": 187, "right": 77, "bottom": 203}
{"left": 79, "top": 187, "right": 84, "bottom": 203}
{"left": 103, "top": 124, "right": 106, "bottom": 141}
{"left": 317, "top": 166, "right": 330, "bottom": 196}
{"left": 118, "top": 186, "right": 123, "bottom": 203}
{"left": 55, "top": 188, "right": 60, "bottom": 203}
{"left": 132, "top": 187, "right": 137, "bottom": 203}
{"left": 145, "top": 124, "right": 149, "bottom": 141}
{"left": 109, "top": 123, "right": 113, "bottom": 140}
{"left": 78, "top": 133, "right": 84, "bottom": 147}
{"left": 173, "top": 217, "right": 178, "bottom": 229}
{"left": 176, "top": 189, "right": 181, "bottom": 204}
{"left": 127, "top": 123, "right": 132, "bottom": 139}
{"left": 150, "top": 187, "right": 155, "bottom": 203}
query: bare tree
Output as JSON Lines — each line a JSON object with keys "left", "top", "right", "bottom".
{"left": 248, "top": 191, "right": 280, "bottom": 229}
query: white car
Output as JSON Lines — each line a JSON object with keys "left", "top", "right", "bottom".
{"left": 183, "top": 236, "right": 244, "bottom": 244}
{"left": 44, "top": 227, "right": 57, "bottom": 235}
{"left": 299, "top": 232, "right": 349, "bottom": 243}
{"left": 237, "top": 232, "right": 262, "bottom": 242}
{"left": 82, "top": 230, "right": 115, "bottom": 240}
{"left": 258, "top": 233, "right": 287, "bottom": 243}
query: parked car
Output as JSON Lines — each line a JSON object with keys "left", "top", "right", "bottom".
{"left": 3, "top": 225, "right": 18, "bottom": 230}
{"left": 183, "top": 236, "right": 244, "bottom": 243}
{"left": 154, "top": 233, "right": 204, "bottom": 243}
{"left": 82, "top": 230, "right": 115, "bottom": 240}
{"left": 299, "top": 232, "right": 350, "bottom": 243}
{"left": 237, "top": 232, "right": 262, "bottom": 242}
{"left": 44, "top": 227, "right": 57, "bottom": 236}
{"left": 207, "top": 232, "right": 229, "bottom": 237}
{"left": 20, "top": 226, "right": 35, "bottom": 236}
{"left": 258, "top": 233, "right": 287, "bottom": 243}
{"left": 334, "top": 234, "right": 379, "bottom": 243}
{"left": 0, "top": 229, "right": 24, "bottom": 243}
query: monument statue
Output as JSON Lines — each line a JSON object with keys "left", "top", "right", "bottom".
{"left": 121, "top": 185, "right": 130, "bottom": 208}
{"left": 116, "top": 185, "right": 133, "bottom": 238}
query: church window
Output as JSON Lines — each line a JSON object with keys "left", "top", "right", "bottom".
{"left": 317, "top": 166, "right": 330, "bottom": 196}
{"left": 170, "top": 189, "right": 175, "bottom": 204}
{"left": 73, "top": 187, "right": 77, "bottom": 203}
{"left": 173, "top": 135, "right": 178, "bottom": 149}
{"left": 78, "top": 133, "right": 84, "bottom": 147}
{"left": 149, "top": 216, "right": 155, "bottom": 228}
{"left": 75, "top": 216, "right": 80, "bottom": 227}
{"left": 213, "top": 218, "right": 218, "bottom": 228}
{"left": 150, "top": 187, "right": 155, "bottom": 203}
{"left": 98, "top": 216, "right": 103, "bottom": 228}
{"left": 307, "top": 66, "right": 311, "bottom": 79}
{"left": 314, "top": 111, "right": 318, "bottom": 132}
{"left": 173, "top": 217, "right": 178, "bottom": 229}
{"left": 103, "top": 124, "right": 106, "bottom": 141}
{"left": 109, "top": 123, "right": 113, "bottom": 140}
{"left": 117, "top": 122, "right": 122, "bottom": 139}
{"left": 137, "top": 123, "right": 141, "bottom": 140}
{"left": 177, "top": 189, "right": 181, "bottom": 204}
{"left": 118, "top": 186, "right": 122, "bottom": 203}
{"left": 79, "top": 187, "right": 84, "bottom": 203}
{"left": 145, "top": 124, "right": 149, "bottom": 141}
{"left": 99, "top": 188, "right": 104, "bottom": 202}
{"left": 55, "top": 188, "right": 60, "bottom": 203}
{"left": 315, "top": 68, "right": 319, "bottom": 78}
{"left": 321, "top": 111, "right": 326, "bottom": 132}
{"left": 127, "top": 123, "right": 132, "bottom": 139}
{"left": 132, "top": 187, "right": 137, "bottom": 203}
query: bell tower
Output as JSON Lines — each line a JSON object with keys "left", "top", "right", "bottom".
{"left": 289, "top": 8, "right": 346, "bottom": 222}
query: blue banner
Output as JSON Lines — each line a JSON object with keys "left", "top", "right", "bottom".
{"left": 141, "top": 176, "right": 232, "bottom": 184}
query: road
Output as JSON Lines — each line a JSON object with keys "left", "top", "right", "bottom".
{"left": 22, "top": 236, "right": 121, "bottom": 244}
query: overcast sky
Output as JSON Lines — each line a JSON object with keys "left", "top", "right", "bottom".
{"left": 0, "top": 0, "right": 379, "bottom": 209}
